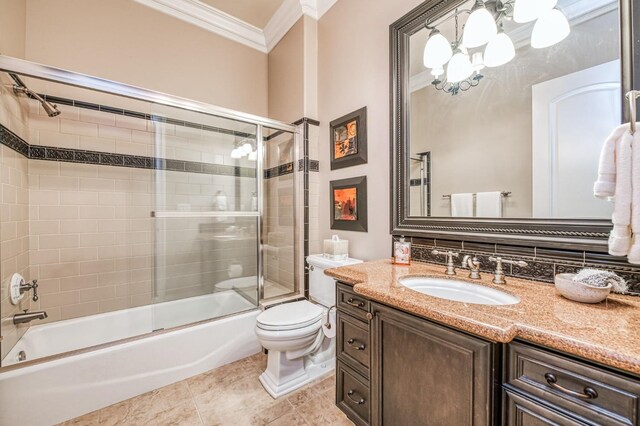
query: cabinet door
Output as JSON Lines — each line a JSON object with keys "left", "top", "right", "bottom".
{"left": 370, "top": 302, "right": 497, "bottom": 426}
{"left": 504, "top": 390, "right": 583, "bottom": 426}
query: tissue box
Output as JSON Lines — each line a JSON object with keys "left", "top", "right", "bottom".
{"left": 323, "top": 238, "right": 348, "bottom": 260}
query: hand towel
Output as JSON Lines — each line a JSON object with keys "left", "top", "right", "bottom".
{"left": 608, "top": 128, "right": 633, "bottom": 256}
{"left": 626, "top": 127, "right": 640, "bottom": 263}
{"left": 594, "top": 124, "right": 629, "bottom": 199}
{"left": 476, "top": 192, "right": 502, "bottom": 217}
{"left": 451, "top": 193, "right": 473, "bottom": 217}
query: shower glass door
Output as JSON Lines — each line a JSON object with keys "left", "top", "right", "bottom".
{"left": 150, "top": 104, "right": 260, "bottom": 330}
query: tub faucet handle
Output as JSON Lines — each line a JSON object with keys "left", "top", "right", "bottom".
{"left": 19, "top": 279, "right": 39, "bottom": 302}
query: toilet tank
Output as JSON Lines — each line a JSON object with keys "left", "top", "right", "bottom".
{"left": 306, "top": 254, "right": 363, "bottom": 307}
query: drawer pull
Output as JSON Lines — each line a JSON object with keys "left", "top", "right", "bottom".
{"left": 347, "top": 338, "right": 366, "bottom": 351}
{"left": 544, "top": 373, "right": 598, "bottom": 400}
{"left": 346, "top": 298, "right": 365, "bottom": 308}
{"left": 347, "top": 390, "right": 365, "bottom": 405}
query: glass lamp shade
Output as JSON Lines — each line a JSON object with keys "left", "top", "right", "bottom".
{"left": 230, "top": 149, "right": 242, "bottom": 159}
{"left": 513, "top": 0, "right": 557, "bottom": 23}
{"left": 423, "top": 30, "right": 453, "bottom": 68}
{"left": 471, "top": 52, "right": 485, "bottom": 72}
{"left": 531, "top": 8, "right": 570, "bottom": 48}
{"left": 484, "top": 31, "right": 515, "bottom": 67}
{"left": 431, "top": 66, "right": 444, "bottom": 78}
{"left": 447, "top": 50, "right": 474, "bottom": 83}
{"left": 462, "top": 5, "right": 497, "bottom": 48}
{"left": 241, "top": 143, "right": 253, "bottom": 154}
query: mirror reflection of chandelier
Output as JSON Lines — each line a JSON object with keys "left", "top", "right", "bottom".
{"left": 424, "top": 0, "right": 571, "bottom": 95}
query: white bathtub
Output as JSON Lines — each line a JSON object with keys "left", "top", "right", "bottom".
{"left": 0, "top": 291, "right": 262, "bottom": 426}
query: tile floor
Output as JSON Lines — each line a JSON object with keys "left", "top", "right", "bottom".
{"left": 62, "top": 352, "right": 354, "bottom": 425}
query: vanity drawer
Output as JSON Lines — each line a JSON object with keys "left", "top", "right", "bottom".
{"left": 504, "top": 390, "right": 583, "bottom": 425}
{"left": 337, "top": 283, "right": 370, "bottom": 321}
{"left": 337, "top": 311, "right": 370, "bottom": 375}
{"left": 337, "top": 361, "right": 370, "bottom": 426}
{"left": 506, "top": 342, "right": 640, "bottom": 425}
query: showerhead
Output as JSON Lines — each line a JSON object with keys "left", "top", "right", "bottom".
{"left": 41, "top": 100, "right": 61, "bottom": 117}
{"left": 8, "top": 73, "right": 61, "bottom": 118}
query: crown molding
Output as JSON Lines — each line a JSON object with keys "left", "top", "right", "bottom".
{"left": 134, "top": 0, "right": 339, "bottom": 54}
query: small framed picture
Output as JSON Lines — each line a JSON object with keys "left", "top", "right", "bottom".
{"left": 330, "top": 107, "right": 367, "bottom": 170}
{"left": 330, "top": 176, "right": 367, "bottom": 232}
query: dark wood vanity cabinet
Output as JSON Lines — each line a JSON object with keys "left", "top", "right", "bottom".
{"left": 335, "top": 283, "right": 498, "bottom": 426}
{"left": 334, "top": 282, "right": 640, "bottom": 426}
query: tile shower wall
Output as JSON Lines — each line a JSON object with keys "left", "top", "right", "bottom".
{"left": 1, "top": 90, "right": 260, "bottom": 357}
{"left": 0, "top": 76, "right": 32, "bottom": 359}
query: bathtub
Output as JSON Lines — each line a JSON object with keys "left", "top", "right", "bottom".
{"left": 0, "top": 290, "right": 262, "bottom": 426}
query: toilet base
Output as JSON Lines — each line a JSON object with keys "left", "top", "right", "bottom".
{"left": 259, "top": 354, "right": 335, "bottom": 398}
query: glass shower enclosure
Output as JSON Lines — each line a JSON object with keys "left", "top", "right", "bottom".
{"left": 0, "top": 55, "right": 300, "bottom": 365}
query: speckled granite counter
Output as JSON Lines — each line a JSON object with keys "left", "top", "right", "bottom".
{"left": 325, "top": 259, "right": 640, "bottom": 376}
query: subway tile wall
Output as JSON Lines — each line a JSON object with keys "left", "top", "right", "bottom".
{"left": 0, "top": 76, "right": 32, "bottom": 359}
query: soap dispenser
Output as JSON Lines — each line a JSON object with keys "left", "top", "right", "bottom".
{"left": 393, "top": 236, "right": 411, "bottom": 265}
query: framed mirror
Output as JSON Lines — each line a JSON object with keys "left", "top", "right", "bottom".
{"left": 391, "top": 0, "right": 640, "bottom": 251}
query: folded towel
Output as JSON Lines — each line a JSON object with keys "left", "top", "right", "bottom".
{"left": 627, "top": 127, "right": 640, "bottom": 263}
{"left": 609, "top": 129, "right": 633, "bottom": 256}
{"left": 573, "top": 268, "right": 628, "bottom": 294}
{"left": 594, "top": 124, "right": 629, "bottom": 199}
{"left": 476, "top": 192, "right": 502, "bottom": 217}
{"left": 451, "top": 193, "right": 473, "bottom": 217}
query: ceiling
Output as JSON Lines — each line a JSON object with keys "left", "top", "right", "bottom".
{"left": 198, "top": 0, "right": 286, "bottom": 28}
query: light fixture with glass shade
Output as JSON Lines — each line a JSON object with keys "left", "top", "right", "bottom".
{"left": 462, "top": 1, "right": 497, "bottom": 48}
{"left": 531, "top": 8, "right": 571, "bottom": 48}
{"left": 424, "top": 29, "right": 453, "bottom": 68}
{"left": 422, "top": 0, "right": 571, "bottom": 96}
{"left": 484, "top": 25, "right": 515, "bottom": 67}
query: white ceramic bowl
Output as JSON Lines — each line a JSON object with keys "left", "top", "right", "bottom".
{"left": 554, "top": 273, "right": 612, "bottom": 304}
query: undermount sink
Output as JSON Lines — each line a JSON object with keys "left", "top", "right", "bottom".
{"left": 398, "top": 276, "right": 520, "bottom": 306}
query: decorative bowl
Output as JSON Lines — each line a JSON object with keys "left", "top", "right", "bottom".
{"left": 554, "top": 273, "right": 611, "bottom": 304}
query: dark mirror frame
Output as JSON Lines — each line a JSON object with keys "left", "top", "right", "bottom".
{"left": 390, "top": 0, "right": 640, "bottom": 252}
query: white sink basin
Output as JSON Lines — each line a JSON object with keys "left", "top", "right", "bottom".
{"left": 398, "top": 276, "right": 520, "bottom": 306}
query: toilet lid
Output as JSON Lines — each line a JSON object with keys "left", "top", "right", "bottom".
{"left": 256, "top": 300, "right": 324, "bottom": 331}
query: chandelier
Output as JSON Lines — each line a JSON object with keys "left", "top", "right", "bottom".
{"left": 424, "top": 0, "right": 571, "bottom": 95}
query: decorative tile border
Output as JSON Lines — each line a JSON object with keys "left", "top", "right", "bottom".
{"left": 408, "top": 237, "right": 640, "bottom": 295}
{"left": 34, "top": 94, "right": 256, "bottom": 140}
{"left": 0, "top": 124, "right": 256, "bottom": 177}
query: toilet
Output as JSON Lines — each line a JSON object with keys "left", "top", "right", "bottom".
{"left": 255, "top": 254, "right": 362, "bottom": 398}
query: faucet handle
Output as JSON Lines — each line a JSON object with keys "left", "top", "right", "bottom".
{"left": 488, "top": 257, "right": 527, "bottom": 284}
{"left": 431, "top": 249, "right": 459, "bottom": 275}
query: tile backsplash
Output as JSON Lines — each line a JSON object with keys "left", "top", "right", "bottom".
{"left": 408, "top": 237, "right": 640, "bottom": 295}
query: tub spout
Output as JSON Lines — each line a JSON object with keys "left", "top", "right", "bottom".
{"left": 13, "top": 310, "right": 48, "bottom": 325}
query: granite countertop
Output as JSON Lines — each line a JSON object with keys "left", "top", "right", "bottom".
{"left": 325, "top": 259, "right": 640, "bottom": 376}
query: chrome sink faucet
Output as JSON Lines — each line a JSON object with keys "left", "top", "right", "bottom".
{"left": 488, "top": 256, "right": 528, "bottom": 285}
{"left": 431, "top": 249, "right": 459, "bottom": 275}
{"left": 462, "top": 255, "right": 481, "bottom": 279}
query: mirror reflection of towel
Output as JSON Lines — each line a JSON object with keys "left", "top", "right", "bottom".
{"left": 451, "top": 193, "right": 473, "bottom": 217}
{"left": 476, "top": 192, "right": 502, "bottom": 217}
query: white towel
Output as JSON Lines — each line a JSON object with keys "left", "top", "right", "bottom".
{"left": 476, "top": 192, "right": 502, "bottom": 217}
{"left": 608, "top": 127, "right": 633, "bottom": 257}
{"left": 594, "top": 125, "right": 629, "bottom": 199}
{"left": 451, "top": 193, "right": 473, "bottom": 217}
{"left": 627, "top": 128, "right": 640, "bottom": 263}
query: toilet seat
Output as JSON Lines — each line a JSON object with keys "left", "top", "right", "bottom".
{"left": 256, "top": 300, "right": 324, "bottom": 332}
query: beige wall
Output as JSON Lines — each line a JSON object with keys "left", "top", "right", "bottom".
{"left": 23, "top": 0, "right": 268, "bottom": 116}
{"left": 0, "top": 0, "right": 26, "bottom": 58}
{"left": 268, "top": 18, "right": 305, "bottom": 123}
{"left": 317, "top": 0, "right": 423, "bottom": 261}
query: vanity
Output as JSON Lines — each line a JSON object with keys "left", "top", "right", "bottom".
{"left": 328, "top": 261, "right": 640, "bottom": 425}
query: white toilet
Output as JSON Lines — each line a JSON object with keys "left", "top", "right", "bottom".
{"left": 255, "top": 254, "right": 362, "bottom": 398}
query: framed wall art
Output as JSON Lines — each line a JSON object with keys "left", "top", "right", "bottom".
{"left": 330, "top": 107, "right": 367, "bottom": 170}
{"left": 330, "top": 176, "right": 367, "bottom": 232}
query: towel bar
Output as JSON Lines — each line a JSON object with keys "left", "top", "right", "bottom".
{"left": 626, "top": 90, "right": 640, "bottom": 135}
{"left": 442, "top": 192, "right": 511, "bottom": 199}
